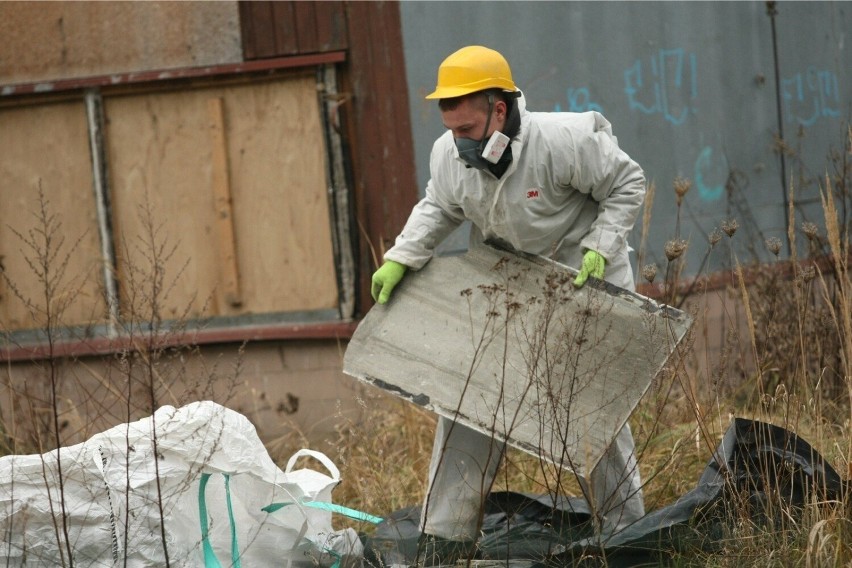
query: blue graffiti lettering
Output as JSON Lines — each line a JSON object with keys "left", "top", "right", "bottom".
{"left": 781, "top": 67, "right": 840, "bottom": 127}
{"left": 554, "top": 87, "right": 604, "bottom": 113}
{"left": 695, "top": 146, "right": 725, "bottom": 201}
{"left": 567, "top": 87, "right": 604, "bottom": 113}
{"left": 624, "top": 48, "right": 697, "bottom": 125}
{"left": 624, "top": 60, "right": 658, "bottom": 114}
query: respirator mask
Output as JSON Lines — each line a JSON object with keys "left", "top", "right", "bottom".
{"left": 455, "top": 93, "right": 511, "bottom": 171}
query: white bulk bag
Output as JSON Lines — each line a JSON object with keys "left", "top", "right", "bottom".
{"left": 0, "top": 401, "right": 363, "bottom": 567}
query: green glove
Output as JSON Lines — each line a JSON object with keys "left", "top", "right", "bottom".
{"left": 371, "top": 260, "right": 407, "bottom": 304}
{"left": 573, "top": 249, "right": 606, "bottom": 288}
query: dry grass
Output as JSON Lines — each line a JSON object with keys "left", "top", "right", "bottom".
{"left": 288, "top": 127, "right": 852, "bottom": 564}
{"left": 2, "top": 128, "right": 851, "bottom": 565}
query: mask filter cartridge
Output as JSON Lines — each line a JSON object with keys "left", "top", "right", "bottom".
{"left": 481, "top": 131, "right": 510, "bottom": 164}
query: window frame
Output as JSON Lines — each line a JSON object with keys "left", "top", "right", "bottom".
{"left": 0, "top": 53, "right": 357, "bottom": 362}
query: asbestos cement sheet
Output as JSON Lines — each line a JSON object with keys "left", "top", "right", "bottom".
{"left": 343, "top": 244, "right": 692, "bottom": 475}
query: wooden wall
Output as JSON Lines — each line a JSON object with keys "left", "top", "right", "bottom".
{"left": 344, "top": 4, "right": 419, "bottom": 313}
{"left": 239, "top": 1, "right": 419, "bottom": 316}
{"left": 1, "top": 1, "right": 417, "bottom": 340}
{"left": 239, "top": 1, "right": 348, "bottom": 57}
{"left": 105, "top": 76, "right": 338, "bottom": 318}
{"left": 0, "top": 101, "right": 107, "bottom": 330}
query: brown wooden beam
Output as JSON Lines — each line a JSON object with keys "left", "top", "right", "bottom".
{"left": 1, "top": 321, "right": 358, "bottom": 363}
{"left": 343, "top": 1, "right": 418, "bottom": 316}
{"left": 0, "top": 52, "right": 346, "bottom": 97}
{"left": 636, "top": 252, "right": 850, "bottom": 301}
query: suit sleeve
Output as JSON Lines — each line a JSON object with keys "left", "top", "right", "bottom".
{"left": 383, "top": 172, "right": 466, "bottom": 270}
{"left": 569, "top": 113, "right": 646, "bottom": 261}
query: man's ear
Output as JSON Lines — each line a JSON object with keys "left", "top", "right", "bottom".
{"left": 494, "top": 100, "right": 507, "bottom": 119}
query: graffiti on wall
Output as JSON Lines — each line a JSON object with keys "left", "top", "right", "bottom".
{"left": 694, "top": 145, "right": 728, "bottom": 202}
{"left": 624, "top": 48, "right": 698, "bottom": 125}
{"left": 554, "top": 87, "right": 604, "bottom": 113}
{"left": 782, "top": 67, "right": 841, "bottom": 127}
{"left": 547, "top": 48, "right": 844, "bottom": 204}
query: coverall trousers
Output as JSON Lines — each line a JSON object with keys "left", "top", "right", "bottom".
{"left": 420, "top": 415, "right": 644, "bottom": 541}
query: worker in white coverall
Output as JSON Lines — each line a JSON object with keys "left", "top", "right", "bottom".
{"left": 371, "top": 45, "right": 646, "bottom": 565}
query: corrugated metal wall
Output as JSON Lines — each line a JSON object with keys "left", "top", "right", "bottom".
{"left": 399, "top": 1, "right": 850, "bottom": 280}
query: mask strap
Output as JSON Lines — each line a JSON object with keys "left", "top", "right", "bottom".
{"left": 477, "top": 93, "right": 495, "bottom": 156}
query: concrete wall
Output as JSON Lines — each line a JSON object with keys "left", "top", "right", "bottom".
{"left": 1, "top": 340, "right": 371, "bottom": 449}
{"left": 399, "top": 1, "right": 851, "bottom": 279}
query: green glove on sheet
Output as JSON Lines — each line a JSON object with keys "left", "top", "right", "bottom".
{"left": 371, "top": 260, "right": 408, "bottom": 304}
{"left": 573, "top": 249, "right": 606, "bottom": 288}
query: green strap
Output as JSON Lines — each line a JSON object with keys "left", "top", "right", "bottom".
{"left": 262, "top": 500, "right": 383, "bottom": 524}
{"left": 327, "top": 549, "right": 342, "bottom": 568}
{"left": 200, "top": 488, "right": 381, "bottom": 568}
{"left": 198, "top": 474, "right": 222, "bottom": 568}
{"left": 302, "top": 501, "right": 384, "bottom": 524}
{"left": 198, "top": 473, "right": 241, "bottom": 568}
{"left": 223, "top": 474, "right": 241, "bottom": 568}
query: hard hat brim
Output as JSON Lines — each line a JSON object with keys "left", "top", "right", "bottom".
{"left": 425, "top": 83, "right": 518, "bottom": 100}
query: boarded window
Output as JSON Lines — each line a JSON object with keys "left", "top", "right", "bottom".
{"left": 1, "top": 72, "right": 339, "bottom": 335}
{"left": 0, "top": 100, "right": 108, "bottom": 330}
{"left": 105, "top": 75, "right": 338, "bottom": 319}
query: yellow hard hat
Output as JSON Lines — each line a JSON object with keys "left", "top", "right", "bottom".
{"left": 425, "top": 46, "right": 518, "bottom": 100}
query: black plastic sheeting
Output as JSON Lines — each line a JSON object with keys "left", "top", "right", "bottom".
{"left": 364, "top": 418, "right": 846, "bottom": 566}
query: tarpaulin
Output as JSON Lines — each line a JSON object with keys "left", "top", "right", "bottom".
{"left": 364, "top": 418, "right": 845, "bottom": 567}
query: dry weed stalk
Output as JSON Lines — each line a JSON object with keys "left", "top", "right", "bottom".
{"left": 1, "top": 189, "right": 241, "bottom": 566}
{"left": 0, "top": 186, "right": 92, "bottom": 565}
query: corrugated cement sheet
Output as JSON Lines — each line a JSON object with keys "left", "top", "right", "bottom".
{"left": 344, "top": 245, "right": 692, "bottom": 475}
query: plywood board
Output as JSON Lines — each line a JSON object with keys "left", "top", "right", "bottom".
{"left": 105, "top": 75, "right": 338, "bottom": 319}
{"left": 0, "top": 100, "right": 107, "bottom": 331}
{"left": 222, "top": 78, "right": 338, "bottom": 314}
{"left": 344, "top": 244, "right": 692, "bottom": 475}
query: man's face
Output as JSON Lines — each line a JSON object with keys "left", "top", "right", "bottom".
{"left": 441, "top": 97, "right": 506, "bottom": 141}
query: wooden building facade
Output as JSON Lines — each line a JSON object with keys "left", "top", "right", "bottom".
{"left": 0, "top": 1, "right": 418, "bottom": 442}
{"left": 0, "top": 1, "right": 416, "bottom": 350}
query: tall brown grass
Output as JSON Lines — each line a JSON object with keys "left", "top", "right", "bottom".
{"left": 2, "top": 126, "right": 850, "bottom": 565}
{"left": 297, "top": 127, "right": 852, "bottom": 565}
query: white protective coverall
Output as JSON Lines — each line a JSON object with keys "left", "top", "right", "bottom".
{"left": 384, "top": 93, "right": 646, "bottom": 540}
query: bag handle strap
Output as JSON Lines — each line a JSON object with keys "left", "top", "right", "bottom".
{"left": 198, "top": 473, "right": 241, "bottom": 568}
{"left": 285, "top": 449, "right": 340, "bottom": 481}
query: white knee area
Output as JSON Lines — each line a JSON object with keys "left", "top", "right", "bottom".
{"left": 420, "top": 417, "right": 505, "bottom": 541}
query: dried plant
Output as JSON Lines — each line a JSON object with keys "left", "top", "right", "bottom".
{"left": 0, "top": 188, "right": 241, "bottom": 566}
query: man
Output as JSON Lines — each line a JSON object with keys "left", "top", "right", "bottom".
{"left": 371, "top": 45, "right": 647, "bottom": 565}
